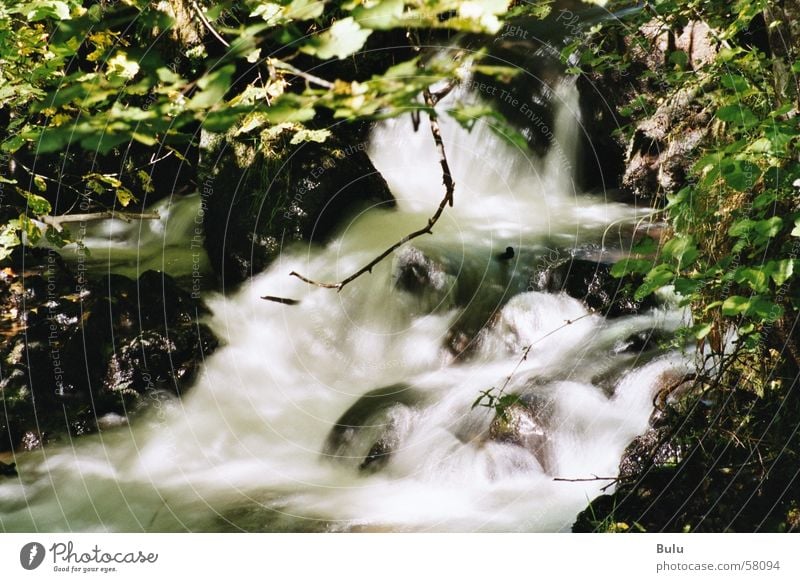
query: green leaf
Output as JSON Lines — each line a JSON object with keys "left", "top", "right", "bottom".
{"left": 301, "top": 17, "right": 372, "bottom": 60}
{"left": 729, "top": 218, "right": 755, "bottom": 238}
{"left": 693, "top": 322, "right": 713, "bottom": 339}
{"left": 668, "top": 50, "right": 688, "bottom": 68}
{"left": 33, "top": 175, "right": 48, "bottom": 192}
{"left": 1, "top": 134, "right": 26, "bottom": 153}
{"left": 116, "top": 186, "right": 135, "bottom": 207}
{"left": 290, "top": 127, "right": 331, "bottom": 144}
{"left": 674, "top": 277, "right": 702, "bottom": 297}
{"left": 792, "top": 218, "right": 800, "bottom": 237}
{"left": 734, "top": 267, "right": 769, "bottom": 293}
{"left": 188, "top": 65, "right": 235, "bottom": 110}
{"left": 720, "top": 159, "right": 760, "bottom": 191}
{"left": 747, "top": 297, "right": 783, "bottom": 322}
{"left": 13, "top": 0, "right": 72, "bottom": 21}
{"left": 721, "top": 295, "right": 750, "bottom": 316}
{"left": 0, "top": 221, "right": 21, "bottom": 260}
{"left": 753, "top": 216, "right": 782, "bottom": 239}
{"left": 18, "top": 214, "right": 42, "bottom": 245}
{"left": 352, "top": 0, "right": 404, "bottom": 30}
{"left": 661, "top": 236, "right": 698, "bottom": 268}
{"left": 45, "top": 226, "right": 69, "bottom": 248}
{"left": 610, "top": 258, "right": 653, "bottom": 278}
{"left": 716, "top": 104, "right": 758, "bottom": 126}
{"left": 766, "top": 259, "right": 794, "bottom": 286}
{"left": 20, "top": 190, "right": 52, "bottom": 215}
{"left": 721, "top": 295, "right": 784, "bottom": 321}
{"left": 721, "top": 74, "right": 750, "bottom": 92}
{"left": 634, "top": 264, "right": 674, "bottom": 300}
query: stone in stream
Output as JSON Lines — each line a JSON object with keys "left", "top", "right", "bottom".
{"left": 0, "top": 248, "right": 218, "bottom": 452}
{"left": 487, "top": 394, "right": 553, "bottom": 474}
{"left": 393, "top": 247, "right": 449, "bottom": 296}
{"left": 324, "top": 384, "right": 421, "bottom": 473}
{"left": 392, "top": 245, "right": 539, "bottom": 357}
{"left": 536, "top": 257, "right": 658, "bottom": 318}
{"left": 0, "top": 460, "right": 17, "bottom": 477}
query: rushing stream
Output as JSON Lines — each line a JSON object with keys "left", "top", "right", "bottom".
{"left": 0, "top": 79, "right": 692, "bottom": 532}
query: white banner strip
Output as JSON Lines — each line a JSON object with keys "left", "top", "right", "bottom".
{"left": 1, "top": 533, "right": 797, "bottom": 581}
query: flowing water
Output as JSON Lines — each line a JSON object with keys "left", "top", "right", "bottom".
{"left": 0, "top": 80, "right": 692, "bottom": 532}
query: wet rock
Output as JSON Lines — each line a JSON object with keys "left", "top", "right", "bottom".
{"left": 0, "top": 460, "right": 17, "bottom": 477}
{"left": 392, "top": 245, "right": 541, "bottom": 356}
{"left": 577, "top": 19, "right": 718, "bottom": 200}
{"left": 613, "top": 328, "right": 670, "bottom": 355}
{"left": 394, "top": 247, "right": 449, "bottom": 295}
{"left": 324, "top": 385, "right": 420, "bottom": 472}
{"left": 0, "top": 249, "right": 218, "bottom": 452}
{"left": 536, "top": 257, "right": 657, "bottom": 318}
{"left": 622, "top": 87, "right": 710, "bottom": 200}
{"left": 618, "top": 427, "right": 681, "bottom": 481}
{"left": 103, "top": 327, "right": 217, "bottom": 397}
{"left": 201, "top": 128, "right": 395, "bottom": 288}
{"left": 487, "top": 395, "right": 552, "bottom": 472}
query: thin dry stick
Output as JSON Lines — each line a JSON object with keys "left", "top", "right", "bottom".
{"left": 40, "top": 210, "right": 160, "bottom": 232}
{"left": 553, "top": 475, "right": 617, "bottom": 483}
{"left": 190, "top": 0, "right": 230, "bottom": 48}
{"left": 261, "top": 295, "right": 300, "bottom": 306}
{"left": 553, "top": 475, "right": 619, "bottom": 493}
{"left": 286, "top": 86, "right": 457, "bottom": 292}
{"left": 271, "top": 59, "right": 334, "bottom": 89}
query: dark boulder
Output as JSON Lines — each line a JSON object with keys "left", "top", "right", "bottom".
{"left": 0, "top": 249, "right": 217, "bottom": 452}
{"left": 617, "top": 427, "right": 681, "bottom": 481}
{"left": 324, "top": 385, "right": 422, "bottom": 473}
{"left": 536, "top": 257, "right": 657, "bottom": 318}
{"left": 201, "top": 128, "right": 395, "bottom": 288}
{"left": 393, "top": 247, "right": 449, "bottom": 296}
{"left": 0, "top": 460, "right": 17, "bottom": 477}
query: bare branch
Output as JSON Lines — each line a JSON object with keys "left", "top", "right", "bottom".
{"left": 271, "top": 59, "right": 334, "bottom": 89}
{"left": 423, "top": 87, "right": 455, "bottom": 207}
{"left": 284, "top": 85, "right": 456, "bottom": 293}
{"left": 553, "top": 475, "right": 617, "bottom": 483}
{"left": 189, "top": 0, "right": 230, "bottom": 48}
{"left": 261, "top": 295, "right": 301, "bottom": 306}
{"left": 40, "top": 211, "right": 161, "bottom": 232}
{"left": 553, "top": 475, "right": 619, "bottom": 492}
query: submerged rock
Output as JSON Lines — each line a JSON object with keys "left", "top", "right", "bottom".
{"left": 0, "top": 249, "right": 218, "bottom": 452}
{"left": 393, "top": 247, "right": 449, "bottom": 296}
{"left": 0, "top": 460, "right": 17, "bottom": 477}
{"left": 324, "top": 384, "right": 421, "bottom": 472}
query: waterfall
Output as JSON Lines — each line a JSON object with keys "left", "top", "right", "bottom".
{"left": 0, "top": 80, "right": 690, "bottom": 533}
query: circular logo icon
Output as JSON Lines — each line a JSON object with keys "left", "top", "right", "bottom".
{"left": 20, "top": 542, "right": 46, "bottom": 570}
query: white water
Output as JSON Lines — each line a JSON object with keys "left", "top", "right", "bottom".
{"left": 0, "top": 81, "right": 691, "bottom": 532}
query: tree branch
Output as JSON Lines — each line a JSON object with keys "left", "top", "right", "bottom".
{"left": 190, "top": 0, "right": 230, "bottom": 48}
{"left": 271, "top": 59, "right": 335, "bottom": 90}
{"left": 283, "top": 85, "right": 456, "bottom": 293}
{"left": 553, "top": 475, "right": 619, "bottom": 492}
{"left": 40, "top": 210, "right": 161, "bottom": 232}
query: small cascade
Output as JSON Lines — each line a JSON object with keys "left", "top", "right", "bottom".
{"left": 0, "top": 76, "right": 690, "bottom": 533}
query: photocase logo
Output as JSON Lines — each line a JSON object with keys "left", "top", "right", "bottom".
{"left": 20, "top": 542, "right": 46, "bottom": 570}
